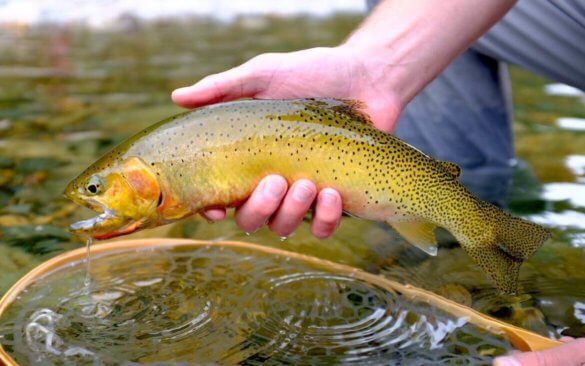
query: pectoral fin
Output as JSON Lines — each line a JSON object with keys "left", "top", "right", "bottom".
{"left": 388, "top": 220, "right": 438, "bottom": 256}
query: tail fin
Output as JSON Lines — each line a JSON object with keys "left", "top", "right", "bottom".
{"left": 467, "top": 246, "right": 523, "bottom": 294}
{"left": 460, "top": 209, "right": 551, "bottom": 294}
{"left": 496, "top": 211, "right": 551, "bottom": 261}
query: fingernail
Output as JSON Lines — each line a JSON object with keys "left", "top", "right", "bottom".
{"left": 320, "top": 190, "right": 338, "bottom": 206}
{"left": 262, "top": 179, "right": 285, "bottom": 200}
{"left": 292, "top": 185, "right": 313, "bottom": 202}
{"left": 493, "top": 356, "right": 521, "bottom": 366}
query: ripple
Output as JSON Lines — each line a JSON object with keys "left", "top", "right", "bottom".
{"left": 0, "top": 244, "right": 512, "bottom": 365}
{"left": 258, "top": 273, "right": 402, "bottom": 359}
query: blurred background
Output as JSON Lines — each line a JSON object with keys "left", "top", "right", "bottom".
{"left": 0, "top": 0, "right": 364, "bottom": 25}
{"left": 0, "top": 0, "right": 584, "bottom": 340}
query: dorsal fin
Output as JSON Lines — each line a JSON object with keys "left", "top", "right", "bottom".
{"left": 438, "top": 160, "right": 461, "bottom": 178}
{"left": 330, "top": 99, "right": 374, "bottom": 126}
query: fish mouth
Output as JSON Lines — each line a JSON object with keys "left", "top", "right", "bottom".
{"left": 69, "top": 207, "right": 142, "bottom": 240}
{"left": 69, "top": 209, "right": 115, "bottom": 232}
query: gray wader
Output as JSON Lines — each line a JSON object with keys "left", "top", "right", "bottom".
{"left": 366, "top": 0, "right": 585, "bottom": 205}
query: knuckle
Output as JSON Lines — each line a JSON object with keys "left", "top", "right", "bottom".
{"left": 198, "top": 74, "right": 216, "bottom": 84}
{"left": 247, "top": 52, "right": 277, "bottom": 65}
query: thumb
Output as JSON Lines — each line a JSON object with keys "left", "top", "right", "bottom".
{"left": 172, "top": 65, "right": 264, "bottom": 108}
{"left": 493, "top": 339, "right": 585, "bottom": 366}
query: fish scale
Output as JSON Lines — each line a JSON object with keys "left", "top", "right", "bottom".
{"left": 65, "top": 98, "right": 551, "bottom": 293}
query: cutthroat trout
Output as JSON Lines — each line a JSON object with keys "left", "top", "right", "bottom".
{"left": 65, "top": 98, "right": 550, "bottom": 293}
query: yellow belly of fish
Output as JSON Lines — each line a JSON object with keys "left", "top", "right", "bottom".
{"left": 158, "top": 141, "right": 400, "bottom": 223}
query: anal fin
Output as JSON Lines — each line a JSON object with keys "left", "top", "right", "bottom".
{"left": 388, "top": 220, "right": 438, "bottom": 256}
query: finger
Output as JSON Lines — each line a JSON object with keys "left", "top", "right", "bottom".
{"left": 311, "top": 188, "right": 342, "bottom": 239}
{"left": 268, "top": 179, "right": 317, "bottom": 237}
{"left": 172, "top": 65, "right": 263, "bottom": 108}
{"left": 235, "top": 175, "right": 287, "bottom": 233}
{"left": 200, "top": 208, "right": 226, "bottom": 222}
{"left": 493, "top": 339, "right": 585, "bottom": 366}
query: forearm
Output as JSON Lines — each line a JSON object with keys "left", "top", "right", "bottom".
{"left": 344, "top": 0, "right": 516, "bottom": 108}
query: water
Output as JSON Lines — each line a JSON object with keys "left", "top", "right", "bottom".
{"left": 0, "top": 244, "right": 512, "bottom": 365}
{"left": 83, "top": 238, "right": 92, "bottom": 290}
{"left": 0, "top": 12, "right": 583, "bottom": 363}
{"left": 0, "top": 0, "right": 365, "bottom": 26}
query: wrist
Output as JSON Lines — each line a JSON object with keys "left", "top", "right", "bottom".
{"left": 340, "top": 0, "right": 516, "bottom": 108}
{"left": 335, "top": 42, "right": 415, "bottom": 112}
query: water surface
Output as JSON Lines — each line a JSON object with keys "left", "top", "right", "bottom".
{"left": 0, "top": 12, "right": 583, "bottom": 356}
{"left": 0, "top": 243, "right": 511, "bottom": 365}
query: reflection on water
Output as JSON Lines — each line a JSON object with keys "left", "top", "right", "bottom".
{"left": 556, "top": 117, "right": 585, "bottom": 131}
{"left": 0, "top": 13, "right": 583, "bottom": 360}
{"left": 544, "top": 83, "right": 585, "bottom": 98}
{"left": 528, "top": 210, "right": 585, "bottom": 230}
{"left": 0, "top": 0, "right": 365, "bottom": 26}
{"left": 540, "top": 183, "right": 585, "bottom": 210}
{"left": 566, "top": 155, "right": 585, "bottom": 181}
{"left": 0, "top": 244, "right": 511, "bottom": 365}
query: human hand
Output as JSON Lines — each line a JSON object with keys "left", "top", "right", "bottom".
{"left": 172, "top": 46, "right": 400, "bottom": 238}
{"left": 171, "top": 0, "right": 517, "bottom": 238}
{"left": 493, "top": 338, "right": 585, "bottom": 366}
{"left": 172, "top": 46, "right": 402, "bottom": 132}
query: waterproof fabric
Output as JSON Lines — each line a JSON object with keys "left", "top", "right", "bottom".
{"left": 366, "top": 0, "right": 585, "bottom": 205}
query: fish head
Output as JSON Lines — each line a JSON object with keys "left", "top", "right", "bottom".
{"left": 65, "top": 156, "right": 161, "bottom": 240}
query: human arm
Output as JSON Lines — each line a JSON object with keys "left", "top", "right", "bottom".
{"left": 172, "top": 0, "right": 516, "bottom": 238}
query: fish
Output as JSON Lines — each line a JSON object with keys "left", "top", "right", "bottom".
{"left": 65, "top": 98, "right": 551, "bottom": 293}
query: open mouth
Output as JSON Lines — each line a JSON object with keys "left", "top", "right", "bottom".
{"left": 69, "top": 207, "right": 144, "bottom": 240}
{"left": 69, "top": 206, "right": 123, "bottom": 237}
{"left": 69, "top": 209, "right": 117, "bottom": 233}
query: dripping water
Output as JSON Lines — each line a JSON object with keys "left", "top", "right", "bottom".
{"left": 83, "top": 237, "right": 93, "bottom": 292}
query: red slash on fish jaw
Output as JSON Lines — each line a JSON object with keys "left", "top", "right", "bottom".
{"left": 91, "top": 220, "right": 143, "bottom": 240}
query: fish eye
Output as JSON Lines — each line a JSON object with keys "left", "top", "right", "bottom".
{"left": 87, "top": 184, "right": 98, "bottom": 194}
{"left": 86, "top": 175, "right": 104, "bottom": 196}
